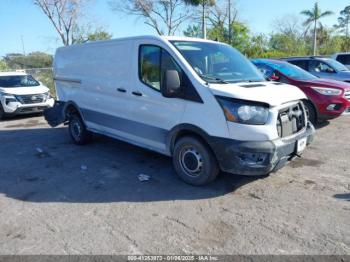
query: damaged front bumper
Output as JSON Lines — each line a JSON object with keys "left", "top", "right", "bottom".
{"left": 210, "top": 122, "right": 315, "bottom": 176}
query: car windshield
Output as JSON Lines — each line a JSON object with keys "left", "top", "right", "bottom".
{"left": 258, "top": 61, "right": 318, "bottom": 81}
{"left": 170, "top": 41, "right": 265, "bottom": 84}
{"left": 0, "top": 75, "right": 40, "bottom": 88}
{"left": 323, "top": 59, "right": 349, "bottom": 72}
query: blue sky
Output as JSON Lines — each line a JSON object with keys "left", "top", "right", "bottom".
{"left": 0, "top": 0, "right": 349, "bottom": 56}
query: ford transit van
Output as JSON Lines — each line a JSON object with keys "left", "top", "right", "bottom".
{"left": 46, "top": 36, "right": 315, "bottom": 185}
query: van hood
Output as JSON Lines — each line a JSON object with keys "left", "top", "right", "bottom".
{"left": 0, "top": 85, "right": 49, "bottom": 95}
{"left": 209, "top": 81, "right": 306, "bottom": 107}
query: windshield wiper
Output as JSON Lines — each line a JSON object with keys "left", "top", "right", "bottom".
{"left": 199, "top": 74, "right": 229, "bottom": 84}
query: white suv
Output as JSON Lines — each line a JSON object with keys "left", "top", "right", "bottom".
{"left": 0, "top": 72, "right": 55, "bottom": 119}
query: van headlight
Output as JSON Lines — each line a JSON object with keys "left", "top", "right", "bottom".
{"left": 216, "top": 97, "right": 269, "bottom": 125}
{"left": 311, "top": 87, "right": 342, "bottom": 96}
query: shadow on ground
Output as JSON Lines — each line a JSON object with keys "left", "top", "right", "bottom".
{"left": 0, "top": 127, "right": 262, "bottom": 203}
{"left": 334, "top": 193, "right": 350, "bottom": 202}
{"left": 314, "top": 120, "right": 330, "bottom": 130}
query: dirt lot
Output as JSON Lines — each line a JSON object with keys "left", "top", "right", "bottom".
{"left": 0, "top": 114, "right": 349, "bottom": 255}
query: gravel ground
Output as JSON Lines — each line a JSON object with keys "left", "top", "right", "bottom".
{"left": 0, "top": 115, "right": 349, "bottom": 255}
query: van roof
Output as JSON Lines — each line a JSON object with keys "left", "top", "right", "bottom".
{"left": 55, "top": 35, "right": 221, "bottom": 52}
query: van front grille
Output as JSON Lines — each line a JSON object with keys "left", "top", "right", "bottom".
{"left": 277, "top": 102, "right": 306, "bottom": 138}
{"left": 344, "top": 90, "right": 350, "bottom": 101}
{"left": 15, "top": 94, "right": 46, "bottom": 104}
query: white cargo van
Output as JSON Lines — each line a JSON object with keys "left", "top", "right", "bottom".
{"left": 46, "top": 36, "right": 315, "bottom": 185}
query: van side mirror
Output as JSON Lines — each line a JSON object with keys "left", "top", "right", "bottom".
{"left": 161, "top": 70, "right": 182, "bottom": 98}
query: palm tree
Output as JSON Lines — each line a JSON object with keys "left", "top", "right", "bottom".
{"left": 301, "top": 2, "right": 333, "bottom": 55}
{"left": 183, "top": 0, "right": 215, "bottom": 39}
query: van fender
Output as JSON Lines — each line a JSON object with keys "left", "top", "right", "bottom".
{"left": 63, "top": 101, "right": 86, "bottom": 122}
{"left": 166, "top": 124, "right": 216, "bottom": 156}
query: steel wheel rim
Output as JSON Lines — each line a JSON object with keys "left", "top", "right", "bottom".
{"left": 179, "top": 146, "right": 203, "bottom": 177}
{"left": 71, "top": 121, "right": 82, "bottom": 140}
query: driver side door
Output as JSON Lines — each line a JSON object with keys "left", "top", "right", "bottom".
{"left": 127, "top": 43, "right": 187, "bottom": 154}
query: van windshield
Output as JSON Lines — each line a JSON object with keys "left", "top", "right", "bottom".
{"left": 170, "top": 41, "right": 265, "bottom": 84}
{"left": 0, "top": 75, "right": 40, "bottom": 88}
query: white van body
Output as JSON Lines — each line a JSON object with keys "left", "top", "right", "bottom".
{"left": 0, "top": 72, "right": 54, "bottom": 118}
{"left": 50, "top": 36, "right": 315, "bottom": 185}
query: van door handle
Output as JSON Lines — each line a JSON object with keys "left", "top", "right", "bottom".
{"left": 117, "top": 88, "right": 126, "bottom": 93}
{"left": 132, "top": 91, "right": 143, "bottom": 96}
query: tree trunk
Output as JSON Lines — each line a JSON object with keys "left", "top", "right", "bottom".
{"left": 228, "top": 0, "right": 232, "bottom": 43}
{"left": 346, "top": 20, "right": 349, "bottom": 52}
{"left": 202, "top": 3, "right": 206, "bottom": 39}
{"left": 313, "top": 19, "right": 317, "bottom": 56}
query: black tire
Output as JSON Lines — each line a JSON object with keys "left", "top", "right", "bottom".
{"left": 173, "top": 136, "right": 219, "bottom": 186}
{"left": 68, "top": 114, "right": 92, "bottom": 145}
{"left": 304, "top": 100, "right": 317, "bottom": 125}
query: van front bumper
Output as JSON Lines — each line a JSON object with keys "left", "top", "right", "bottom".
{"left": 210, "top": 122, "right": 315, "bottom": 176}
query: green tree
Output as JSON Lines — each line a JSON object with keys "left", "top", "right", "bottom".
{"left": 269, "top": 33, "right": 307, "bottom": 57}
{"left": 301, "top": 2, "right": 333, "bottom": 55}
{"left": 74, "top": 28, "right": 112, "bottom": 43}
{"left": 334, "top": 5, "right": 350, "bottom": 51}
{"left": 183, "top": 0, "right": 215, "bottom": 39}
{"left": 4, "top": 52, "right": 53, "bottom": 69}
{"left": 183, "top": 24, "right": 202, "bottom": 38}
{"left": 0, "top": 59, "right": 8, "bottom": 71}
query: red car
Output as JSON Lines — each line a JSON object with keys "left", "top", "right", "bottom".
{"left": 252, "top": 59, "right": 350, "bottom": 124}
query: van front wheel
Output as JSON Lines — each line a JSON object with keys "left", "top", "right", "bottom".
{"left": 68, "top": 114, "right": 92, "bottom": 145}
{"left": 173, "top": 136, "right": 219, "bottom": 186}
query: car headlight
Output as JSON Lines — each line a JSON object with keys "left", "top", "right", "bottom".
{"left": 311, "top": 87, "right": 342, "bottom": 96}
{"left": 216, "top": 97, "right": 270, "bottom": 125}
{"left": 0, "top": 92, "right": 16, "bottom": 99}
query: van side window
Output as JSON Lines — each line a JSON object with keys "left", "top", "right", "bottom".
{"left": 139, "top": 45, "right": 183, "bottom": 91}
{"left": 139, "top": 45, "right": 161, "bottom": 90}
{"left": 161, "top": 49, "right": 183, "bottom": 84}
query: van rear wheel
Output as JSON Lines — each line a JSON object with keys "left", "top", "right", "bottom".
{"left": 68, "top": 114, "right": 92, "bottom": 145}
{"left": 173, "top": 136, "right": 219, "bottom": 186}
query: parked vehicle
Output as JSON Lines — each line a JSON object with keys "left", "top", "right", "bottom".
{"left": 0, "top": 72, "right": 54, "bottom": 119}
{"left": 283, "top": 56, "right": 350, "bottom": 82}
{"left": 252, "top": 59, "right": 350, "bottom": 124}
{"left": 45, "top": 36, "right": 315, "bottom": 185}
{"left": 332, "top": 53, "right": 350, "bottom": 69}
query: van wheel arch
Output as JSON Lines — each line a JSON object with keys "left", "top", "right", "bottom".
{"left": 64, "top": 102, "right": 84, "bottom": 121}
{"left": 168, "top": 125, "right": 218, "bottom": 159}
